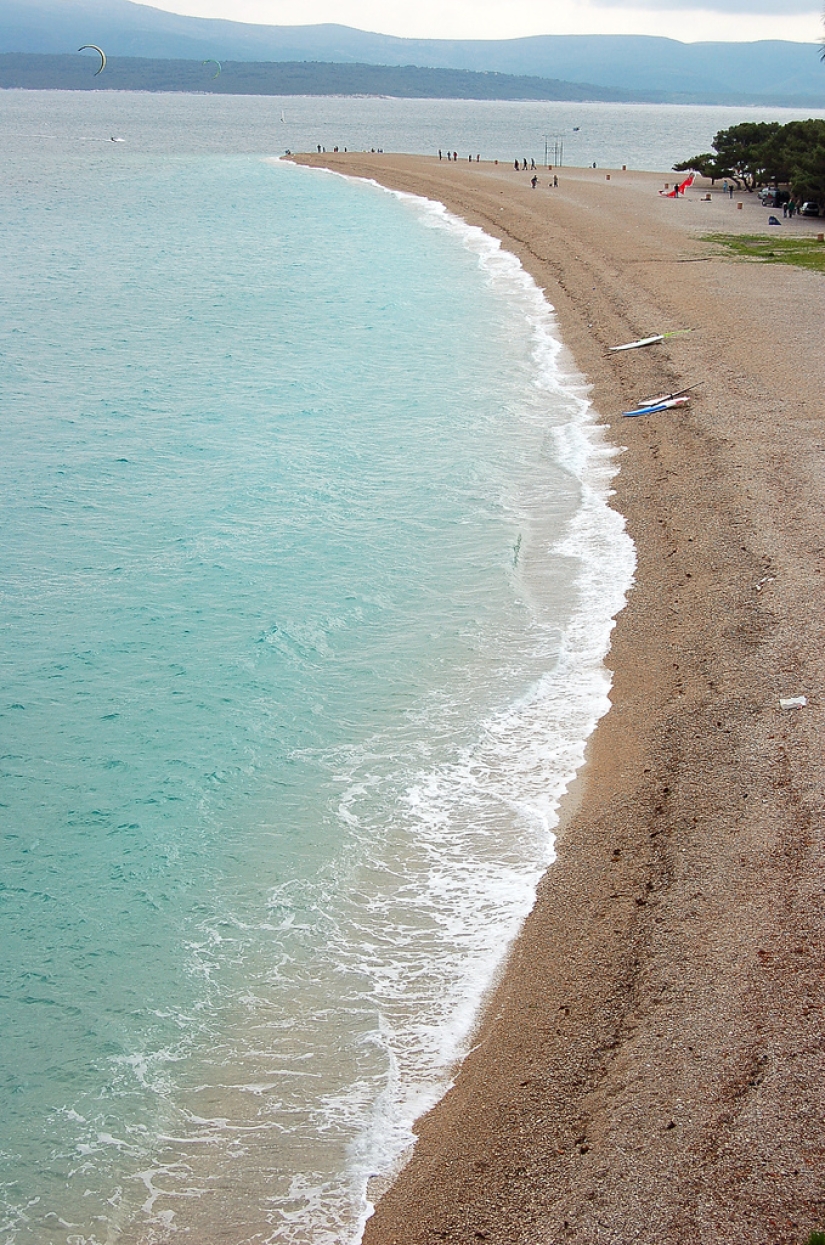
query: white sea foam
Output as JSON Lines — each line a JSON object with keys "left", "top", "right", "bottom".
{"left": 282, "top": 178, "right": 637, "bottom": 1244}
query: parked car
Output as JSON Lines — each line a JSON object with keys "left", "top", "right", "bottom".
{"left": 800, "top": 201, "right": 821, "bottom": 216}
{"left": 759, "top": 188, "right": 789, "bottom": 207}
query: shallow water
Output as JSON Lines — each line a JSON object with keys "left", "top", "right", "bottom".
{"left": 0, "top": 91, "right": 638, "bottom": 1245}
{"left": 2, "top": 87, "right": 823, "bottom": 168}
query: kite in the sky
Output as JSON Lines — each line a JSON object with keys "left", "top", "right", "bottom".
{"left": 203, "top": 59, "right": 222, "bottom": 78}
{"left": 78, "top": 44, "right": 106, "bottom": 75}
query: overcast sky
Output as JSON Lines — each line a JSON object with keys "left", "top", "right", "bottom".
{"left": 143, "top": 0, "right": 823, "bottom": 45}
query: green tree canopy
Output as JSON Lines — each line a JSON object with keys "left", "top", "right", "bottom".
{"left": 673, "top": 152, "right": 726, "bottom": 182}
{"left": 676, "top": 118, "right": 825, "bottom": 203}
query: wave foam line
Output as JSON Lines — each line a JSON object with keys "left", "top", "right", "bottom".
{"left": 321, "top": 179, "right": 638, "bottom": 1244}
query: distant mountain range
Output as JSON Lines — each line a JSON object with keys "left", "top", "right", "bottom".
{"left": 0, "top": 0, "right": 823, "bottom": 106}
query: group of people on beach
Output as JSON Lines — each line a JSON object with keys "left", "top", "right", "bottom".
{"left": 438, "top": 150, "right": 480, "bottom": 162}
{"left": 510, "top": 158, "right": 559, "bottom": 190}
{"left": 433, "top": 150, "right": 558, "bottom": 187}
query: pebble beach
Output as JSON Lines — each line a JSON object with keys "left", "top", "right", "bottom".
{"left": 291, "top": 152, "right": 825, "bottom": 1245}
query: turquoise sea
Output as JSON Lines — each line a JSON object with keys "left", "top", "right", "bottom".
{"left": 4, "top": 84, "right": 793, "bottom": 1244}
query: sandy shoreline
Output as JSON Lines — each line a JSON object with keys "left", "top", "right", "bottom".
{"left": 290, "top": 154, "right": 825, "bottom": 1245}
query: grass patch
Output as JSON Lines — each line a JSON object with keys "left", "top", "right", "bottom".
{"left": 702, "top": 233, "right": 825, "bottom": 273}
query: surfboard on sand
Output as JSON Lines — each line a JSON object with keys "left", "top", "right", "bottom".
{"left": 610, "top": 334, "right": 664, "bottom": 352}
{"left": 635, "top": 382, "right": 700, "bottom": 408}
{"left": 609, "top": 329, "right": 692, "bottom": 353}
{"left": 622, "top": 396, "right": 691, "bottom": 418}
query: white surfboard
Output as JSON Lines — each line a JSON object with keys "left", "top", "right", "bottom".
{"left": 610, "top": 329, "right": 692, "bottom": 353}
{"left": 610, "top": 334, "right": 664, "bottom": 352}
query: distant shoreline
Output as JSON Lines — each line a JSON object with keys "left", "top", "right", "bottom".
{"left": 1, "top": 54, "right": 823, "bottom": 108}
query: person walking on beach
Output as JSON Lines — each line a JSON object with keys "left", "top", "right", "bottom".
{"left": 531, "top": 174, "right": 538, "bottom": 188}
{"left": 729, "top": 182, "right": 734, "bottom": 199}
{"left": 514, "top": 158, "right": 519, "bottom": 170}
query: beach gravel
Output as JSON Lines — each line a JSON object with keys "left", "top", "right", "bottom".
{"left": 292, "top": 154, "right": 825, "bottom": 1245}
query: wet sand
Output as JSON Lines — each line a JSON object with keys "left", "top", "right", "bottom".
{"left": 291, "top": 154, "right": 825, "bottom": 1245}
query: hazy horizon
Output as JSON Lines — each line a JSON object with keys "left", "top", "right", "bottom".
{"left": 130, "top": 0, "right": 823, "bottom": 48}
